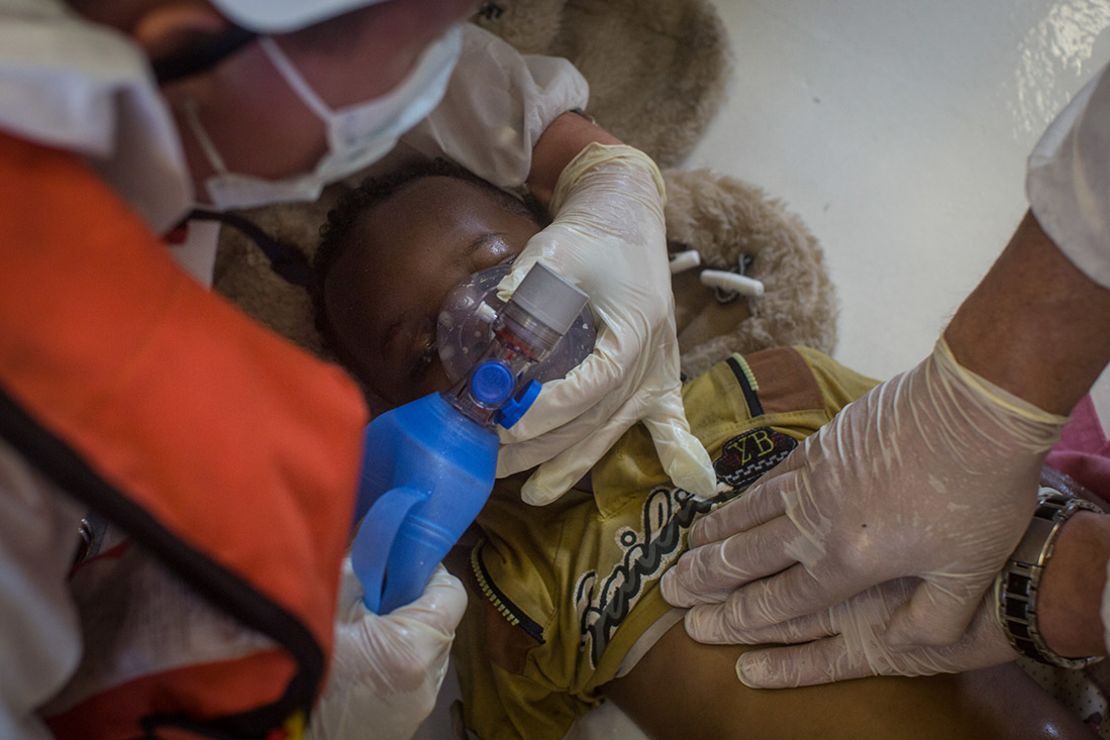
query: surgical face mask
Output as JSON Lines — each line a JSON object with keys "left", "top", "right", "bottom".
{"left": 184, "top": 25, "right": 462, "bottom": 211}
{"left": 437, "top": 262, "right": 597, "bottom": 385}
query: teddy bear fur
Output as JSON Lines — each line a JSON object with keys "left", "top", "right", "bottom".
{"left": 664, "top": 169, "right": 838, "bottom": 378}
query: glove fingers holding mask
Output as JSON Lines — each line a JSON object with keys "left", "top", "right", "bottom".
{"left": 496, "top": 143, "right": 716, "bottom": 505}
{"left": 308, "top": 559, "right": 467, "bottom": 740}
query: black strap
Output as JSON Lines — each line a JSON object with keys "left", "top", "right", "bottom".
{"left": 726, "top": 356, "right": 765, "bottom": 418}
{"left": 151, "top": 25, "right": 259, "bottom": 85}
{"left": 190, "top": 209, "right": 314, "bottom": 288}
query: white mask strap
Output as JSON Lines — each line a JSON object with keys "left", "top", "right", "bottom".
{"left": 258, "top": 37, "right": 332, "bottom": 122}
{"left": 181, "top": 98, "right": 229, "bottom": 175}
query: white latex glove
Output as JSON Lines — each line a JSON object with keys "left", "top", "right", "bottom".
{"left": 494, "top": 143, "right": 717, "bottom": 505}
{"left": 307, "top": 559, "right": 467, "bottom": 740}
{"left": 661, "top": 338, "right": 1065, "bottom": 684}
{"left": 701, "top": 579, "right": 1016, "bottom": 688}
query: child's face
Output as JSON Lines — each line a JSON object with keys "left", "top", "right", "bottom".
{"left": 324, "top": 176, "right": 541, "bottom": 405}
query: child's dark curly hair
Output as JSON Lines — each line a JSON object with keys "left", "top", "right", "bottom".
{"left": 313, "top": 159, "right": 549, "bottom": 368}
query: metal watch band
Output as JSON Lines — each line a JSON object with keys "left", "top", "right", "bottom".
{"left": 996, "top": 487, "right": 1104, "bottom": 670}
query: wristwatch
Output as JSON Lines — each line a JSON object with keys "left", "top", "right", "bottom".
{"left": 996, "top": 486, "right": 1104, "bottom": 669}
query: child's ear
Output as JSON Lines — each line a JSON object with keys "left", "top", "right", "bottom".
{"left": 132, "top": 1, "right": 230, "bottom": 61}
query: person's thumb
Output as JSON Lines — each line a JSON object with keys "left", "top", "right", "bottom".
{"left": 883, "top": 574, "right": 987, "bottom": 649}
{"left": 642, "top": 402, "right": 716, "bottom": 498}
{"left": 494, "top": 233, "right": 565, "bottom": 303}
{"left": 521, "top": 414, "right": 633, "bottom": 505}
{"left": 494, "top": 252, "right": 536, "bottom": 303}
{"left": 393, "top": 564, "right": 468, "bottom": 635}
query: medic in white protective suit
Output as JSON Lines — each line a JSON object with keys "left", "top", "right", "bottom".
{"left": 0, "top": 1, "right": 716, "bottom": 737}
{"left": 664, "top": 63, "right": 1110, "bottom": 688}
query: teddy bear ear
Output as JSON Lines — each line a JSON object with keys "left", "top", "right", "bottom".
{"left": 662, "top": 168, "right": 838, "bottom": 381}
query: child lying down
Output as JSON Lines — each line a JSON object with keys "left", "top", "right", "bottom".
{"left": 311, "top": 160, "right": 1089, "bottom": 740}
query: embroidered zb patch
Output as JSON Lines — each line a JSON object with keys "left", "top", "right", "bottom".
{"left": 573, "top": 427, "right": 797, "bottom": 668}
{"left": 713, "top": 427, "right": 797, "bottom": 488}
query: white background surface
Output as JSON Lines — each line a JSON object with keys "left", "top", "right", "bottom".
{"left": 691, "top": 0, "right": 1110, "bottom": 382}
{"left": 430, "top": 2, "right": 1110, "bottom": 737}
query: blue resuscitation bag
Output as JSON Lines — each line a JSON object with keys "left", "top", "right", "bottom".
{"left": 351, "top": 392, "right": 499, "bottom": 614}
{"left": 351, "top": 370, "right": 540, "bottom": 614}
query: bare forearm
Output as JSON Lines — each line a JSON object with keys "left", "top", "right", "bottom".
{"left": 945, "top": 210, "right": 1110, "bottom": 415}
{"left": 526, "top": 111, "right": 621, "bottom": 209}
{"left": 1038, "top": 511, "right": 1110, "bottom": 657}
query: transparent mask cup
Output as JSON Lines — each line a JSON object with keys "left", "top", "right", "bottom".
{"left": 436, "top": 261, "right": 596, "bottom": 388}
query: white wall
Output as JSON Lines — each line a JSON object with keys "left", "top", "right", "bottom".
{"left": 690, "top": 0, "right": 1110, "bottom": 381}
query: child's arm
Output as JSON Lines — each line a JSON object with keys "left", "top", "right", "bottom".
{"left": 604, "top": 620, "right": 1088, "bottom": 739}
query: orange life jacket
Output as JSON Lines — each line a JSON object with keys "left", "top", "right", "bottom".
{"left": 0, "top": 133, "right": 367, "bottom": 738}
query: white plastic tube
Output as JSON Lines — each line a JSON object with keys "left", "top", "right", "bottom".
{"left": 668, "top": 250, "right": 701, "bottom": 274}
{"left": 699, "top": 270, "right": 765, "bottom": 297}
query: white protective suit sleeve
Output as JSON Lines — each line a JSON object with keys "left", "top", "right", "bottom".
{"left": 1026, "top": 61, "right": 1110, "bottom": 657}
{"left": 1027, "top": 61, "right": 1110, "bottom": 290}
{"left": 400, "top": 23, "right": 589, "bottom": 189}
{"left": 306, "top": 559, "right": 467, "bottom": 740}
{"left": 0, "top": 440, "right": 84, "bottom": 740}
{"left": 0, "top": 0, "right": 191, "bottom": 234}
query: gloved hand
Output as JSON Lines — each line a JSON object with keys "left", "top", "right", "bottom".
{"left": 307, "top": 559, "right": 467, "bottom": 740}
{"left": 702, "top": 579, "right": 1016, "bottom": 688}
{"left": 661, "top": 337, "right": 1066, "bottom": 684}
{"left": 495, "top": 143, "right": 717, "bottom": 505}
